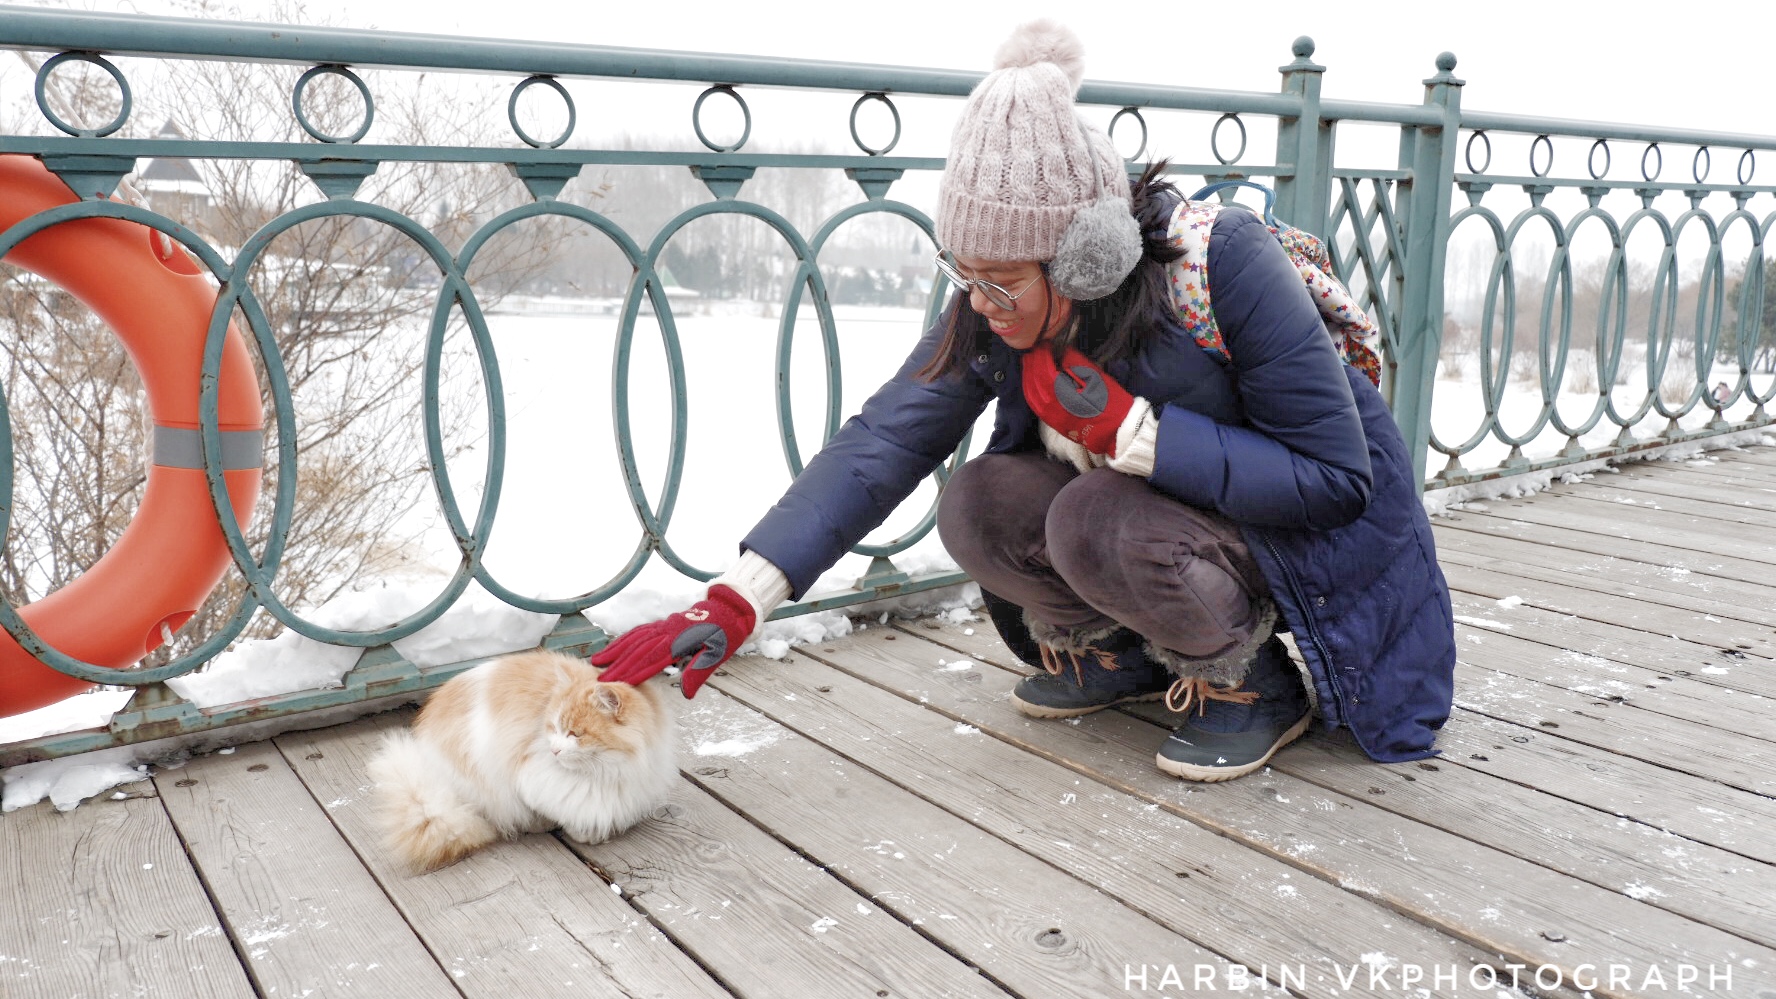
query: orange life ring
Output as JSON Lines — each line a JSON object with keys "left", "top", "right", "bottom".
{"left": 0, "top": 154, "right": 262, "bottom": 717}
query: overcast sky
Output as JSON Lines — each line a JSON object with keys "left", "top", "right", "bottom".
{"left": 24, "top": 0, "right": 1769, "bottom": 141}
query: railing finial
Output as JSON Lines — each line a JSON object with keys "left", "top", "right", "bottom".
{"left": 1281, "top": 36, "right": 1323, "bottom": 74}
{"left": 1425, "top": 51, "right": 1463, "bottom": 87}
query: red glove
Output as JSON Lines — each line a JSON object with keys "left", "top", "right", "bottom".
{"left": 591, "top": 585, "right": 756, "bottom": 698}
{"left": 1021, "top": 346, "right": 1136, "bottom": 456}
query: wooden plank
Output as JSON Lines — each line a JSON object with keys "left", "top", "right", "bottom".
{"left": 911, "top": 617, "right": 1776, "bottom": 866}
{"left": 1587, "top": 463, "right": 1776, "bottom": 514}
{"left": 154, "top": 741, "right": 463, "bottom": 999}
{"left": 1441, "top": 588, "right": 1776, "bottom": 701}
{"left": 274, "top": 714, "right": 735, "bottom": 999}
{"left": 709, "top": 650, "right": 1507, "bottom": 998}
{"left": 1248, "top": 716, "right": 1776, "bottom": 951}
{"left": 1446, "top": 617, "right": 1775, "bottom": 744}
{"left": 1447, "top": 492, "right": 1776, "bottom": 569}
{"left": 561, "top": 723, "right": 1018, "bottom": 999}
{"left": 1551, "top": 484, "right": 1776, "bottom": 531}
{"left": 1435, "top": 506, "right": 1776, "bottom": 588}
{"left": 1435, "top": 523, "right": 1776, "bottom": 630}
{"left": 1440, "top": 559, "right": 1776, "bottom": 668}
{"left": 0, "top": 793, "right": 254, "bottom": 999}
{"left": 627, "top": 684, "right": 1246, "bottom": 999}
{"left": 815, "top": 625, "right": 1776, "bottom": 998}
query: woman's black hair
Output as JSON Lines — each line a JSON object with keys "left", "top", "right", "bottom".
{"left": 915, "top": 160, "right": 1184, "bottom": 383}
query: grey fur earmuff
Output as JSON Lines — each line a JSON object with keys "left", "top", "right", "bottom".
{"left": 1049, "top": 195, "right": 1143, "bottom": 301}
{"left": 1047, "top": 117, "right": 1142, "bottom": 301}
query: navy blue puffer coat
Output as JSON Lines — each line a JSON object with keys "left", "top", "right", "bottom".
{"left": 741, "top": 206, "right": 1456, "bottom": 762}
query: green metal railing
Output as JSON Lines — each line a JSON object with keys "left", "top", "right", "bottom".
{"left": 0, "top": 7, "right": 1771, "bottom": 762}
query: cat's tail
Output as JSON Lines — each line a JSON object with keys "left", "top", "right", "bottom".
{"left": 366, "top": 731, "right": 498, "bottom": 873}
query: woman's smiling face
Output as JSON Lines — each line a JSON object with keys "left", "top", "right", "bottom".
{"left": 952, "top": 255, "right": 1073, "bottom": 351}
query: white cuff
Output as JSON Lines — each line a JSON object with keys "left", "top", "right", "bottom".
{"left": 714, "top": 550, "right": 793, "bottom": 631}
{"left": 1108, "top": 397, "right": 1157, "bottom": 477}
{"left": 1037, "top": 421, "right": 1099, "bottom": 473}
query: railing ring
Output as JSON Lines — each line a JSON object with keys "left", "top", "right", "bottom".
{"left": 1109, "top": 106, "right": 1148, "bottom": 162}
{"left": 34, "top": 51, "right": 131, "bottom": 138}
{"left": 292, "top": 64, "right": 375, "bottom": 144}
{"left": 1528, "top": 134, "right": 1553, "bottom": 178}
{"left": 1692, "top": 145, "right": 1711, "bottom": 184}
{"left": 1210, "top": 112, "right": 1246, "bottom": 166}
{"left": 1641, "top": 142, "right": 1662, "bottom": 182}
{"left": 1587, "top": 138, "right": 1610, "bottom": 180}
{"left": 507, "top": 75, "right": 576, "bottom": 149}
{"left": 1739, "top": 149, "right": 1756, "bottom": 186}
{"left": 1465, "top": 130, "right": 1491, "bottom": 174}
{"left": 848, "top": 92, "right": 900, "bottom": 156}
{"left": 692, "top": 84, "right": 751, "bottom": 153}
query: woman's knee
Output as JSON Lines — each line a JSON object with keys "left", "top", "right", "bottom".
{"left": 937, "top": 453, "right": 1070, "bottom": 565}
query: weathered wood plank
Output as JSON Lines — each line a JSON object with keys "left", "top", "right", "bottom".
{"left": 274, "top": 714, "right": 734, "bottom": 999}
{"left": 154, "top": 741, "right": 462, "bottom": 999}
{"left": 709, "top": 649, "right": 1550, "bottom": 998}
{"left": 1447, "top": 492, "right": 1776, "bottom": 569}
{"left": 1442, "top": 588, "right": 1776, "bottom": 701}
{"left": 1587, "top": 463, "right": 1776, "bottom": 514}
{"left": 561, "top": 719, "right": 1018, "bottom": 999}
{"left": 648, "top": 683, "right": 1244, "bottom": 999}
{"left": 0, "top": 793, "right": 254, "bottom": 999}
{"left": 1445, "top": 618, "right": 1775, "bottom": 744}
{"left": 1440, "top": 559, "right": 1776, "bottom": 670}
{"left": 1255, "top": 718, "right": 1776, "bottom": 950}
{"left": 1436, "top": 519, "right": 1776, "bottom": 630}
{"left": 814, "top": 625, "right": 1776, "bottom": 998}
{"left": 912, "top": 618, "right": 1776, "bottom": 866}
{"left": 1434, "top": 506, "right": 1776, "bottom": 589}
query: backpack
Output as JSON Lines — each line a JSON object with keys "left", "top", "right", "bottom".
{"left": 1170, "top": 182, "right": 1382, "bottom": 387}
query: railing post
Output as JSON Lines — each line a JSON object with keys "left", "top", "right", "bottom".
{"left": 1390, "top": 52, "right": 1464, "bottom": 487}
{"left": 1273, "top": 36, "right": 1331, "bottom": 238}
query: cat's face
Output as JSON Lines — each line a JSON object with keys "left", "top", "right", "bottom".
{"left": 545, "top": 680, "right": 659, "bottom": 767}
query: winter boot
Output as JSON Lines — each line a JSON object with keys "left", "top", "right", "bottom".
{"left": 1009, "top": 622, "right": 1172, "bottom": 719}
{"left": 1154, "top": 635, "right": 1313, "bottom": 782}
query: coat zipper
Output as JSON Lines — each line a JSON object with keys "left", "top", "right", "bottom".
{"left": 1260, "top": 532, "right": 1350, "bottom": 722}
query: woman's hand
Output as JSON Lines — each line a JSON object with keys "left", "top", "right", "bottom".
{"left": 1022, "top": 346, "right": 1136, "bottom": 456}
{"left": 591, "top": 585, "right": 756, "bottom": 698}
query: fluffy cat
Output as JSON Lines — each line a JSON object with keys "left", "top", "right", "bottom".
{"left": 367, "top": 649, "right": 677, "bottom": 873}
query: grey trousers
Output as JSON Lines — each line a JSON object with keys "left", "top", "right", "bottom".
{"left": 936, "top": 452, "right": 1273, "bottom": 681}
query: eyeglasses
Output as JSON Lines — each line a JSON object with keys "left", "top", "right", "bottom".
{"left": 933, "top": 251, "right": 1045, "bottom": 312}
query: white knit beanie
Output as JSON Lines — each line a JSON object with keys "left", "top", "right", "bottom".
{"left": 936, "top": 20, "right": 1134, "bottom": 281}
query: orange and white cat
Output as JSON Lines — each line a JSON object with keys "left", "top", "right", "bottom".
{"left": 367, "top": 649, "right": 677, "bottom": 872}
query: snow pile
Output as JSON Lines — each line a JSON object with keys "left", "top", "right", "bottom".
{"left": 0, "top": 688, "right": 133, "bottom": 745}
{"left": 168, "top": 578, "right": 557, "bottom": 708}
{"left": 2, "top": 746, "right": 149, "bottom": 813}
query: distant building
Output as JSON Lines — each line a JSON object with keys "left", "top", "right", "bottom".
{"left": 135, "top": 120, "right": 218, "bottom": 235}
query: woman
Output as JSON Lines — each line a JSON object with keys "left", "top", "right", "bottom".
{"left": 596, "top": 21, "right": 1457, "bottom": 781}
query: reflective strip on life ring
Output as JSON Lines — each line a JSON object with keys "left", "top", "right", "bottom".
{"left": 0, "top": 154, "right": 264, "bottom": 718}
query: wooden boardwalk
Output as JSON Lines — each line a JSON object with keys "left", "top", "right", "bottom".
{"left": 6, "top": 447, "right": 1776, "bottom": 999}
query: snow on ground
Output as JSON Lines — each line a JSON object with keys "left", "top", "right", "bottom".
{"left": 3, "top": 301, "right": 1772, "bottom": 808}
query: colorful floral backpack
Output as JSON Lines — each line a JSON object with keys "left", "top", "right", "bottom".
{"left": 1168, "top": 182, "right": 1382, "bottom": 387}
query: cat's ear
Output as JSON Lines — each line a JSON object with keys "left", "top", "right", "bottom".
{"left": 595, "top": 685, "right": 624, "bottom": 720}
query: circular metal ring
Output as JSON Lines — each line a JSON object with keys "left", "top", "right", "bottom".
{"left": 1692, "top": 145, "right": 1711, "bottom": 184}
{"left": 1465, "top": 130, "right": 1492, "bottom": 174}
{"left": 848, "top": 92, "right": 900, "bottom": 156}
{"left": 1739, "top": 149, "right": 1756, "bottom": 186}
{"left": 34, "top": 51, "right": 131, "bottom": 138}
{"left": 1587, "top": 138, "right": 1611, "bottom": 180}
{"left": 506, "top": 75, "right": 576, "bottom": 149}
{"left": 1528, "top": 134, "right": 1553, "bottom": 179}
{"left": 1109, "top": 106, "right": 1148, "bottom": 162}
{"left": 292, "top": 64, "right": 375, "bottom": 144}
{"left": 1210, "top": 112, "right": 1247, "bottom": 166}
{"left": 1641, "top": 142, "right": 1662, "bottom": 182}
{"left": 692, "top": 85, "right": 751, "bottom": 153}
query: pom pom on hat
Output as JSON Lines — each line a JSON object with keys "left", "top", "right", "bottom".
{"left": 993, "top": 19, "right": 1086, "bottom": 93}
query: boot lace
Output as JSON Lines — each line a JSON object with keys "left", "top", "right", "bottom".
{"left": 1038, "top": 642, "right": 1120, "bottom": 686}
{"left": 1164, "top": 675, "right": 1260, "bottom": 716}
